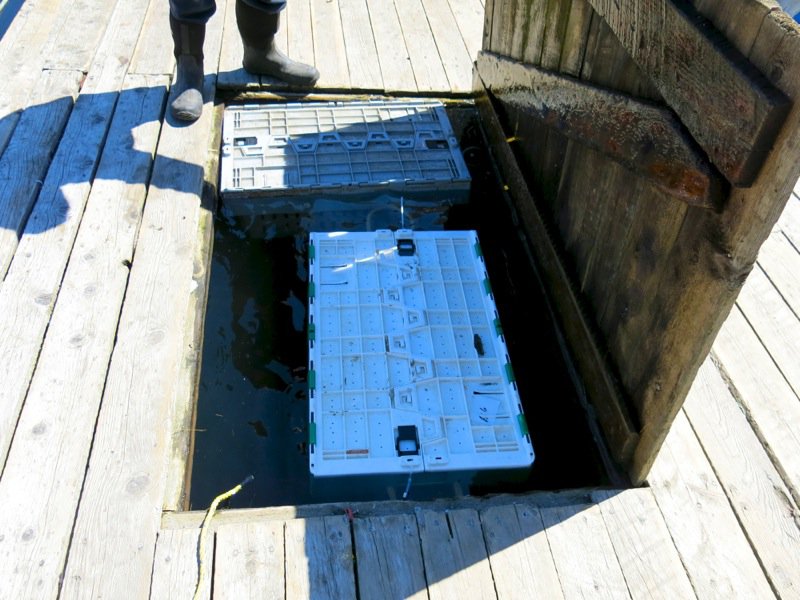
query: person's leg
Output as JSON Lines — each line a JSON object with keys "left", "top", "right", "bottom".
{"left": 169, "top": 0, "right": 216, "bottom": 121}
{"left": 236, "top": 0, "right": 319, "bottom": 86}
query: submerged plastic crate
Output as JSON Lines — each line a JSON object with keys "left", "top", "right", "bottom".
{"left": 219, "top": 100, "right": 471, "bottom": 206}
{"left": 307, "top": 230, "right": 534, "bottom": 481}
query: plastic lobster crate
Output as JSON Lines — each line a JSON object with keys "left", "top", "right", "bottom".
{"left": 220, "top": 100, "right": 471, "bottom": 203}
{"left": 307, "top": 230, "right": 534, "bottom": 480}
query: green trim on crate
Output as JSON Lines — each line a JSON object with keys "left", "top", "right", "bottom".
{"left": 493, "top": 317, "right": 503, "bottom": 336}
{"left": 504, "top": 363, "right": 516, "bottom": 383}
{"left": 308, "top": 243, "right": 315, "bottom": 260}
{"left": 483, "top": 278, "right": 493, "bottom": 296}
{"left": 308, "top": 370, "right": 316, "bottom": 390}
{"left": 308, "top": 422, "right": 317, "bottom": 445}
{"left": 308, "top": 322, "right": 316, "bottom": 342}
{"left": 517, "top": 414, "right": 529, "bottom": 437}
{"left": 308, "top": 281, "right": 315, "bottom": 299}
{"left": 474, "top": 242, "right": 483, "bottom": 258}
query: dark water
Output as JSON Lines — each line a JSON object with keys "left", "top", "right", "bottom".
{"left": 189, "top": 108, "right": 610, "bottom": 510}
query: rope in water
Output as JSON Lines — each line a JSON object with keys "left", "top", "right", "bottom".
{"left": 192, "top": 475, "right": 254, "bottom": 600}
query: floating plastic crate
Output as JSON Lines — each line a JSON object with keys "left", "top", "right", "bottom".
{"left": 307, "top": 230, "right": 534, "bottom": 479}
{"left": 220, "top": 100, "right": 471, "bottom": 202}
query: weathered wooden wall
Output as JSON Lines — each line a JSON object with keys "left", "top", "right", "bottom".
{"left": 477, "top": 0, "right": 800, "bottom": 482}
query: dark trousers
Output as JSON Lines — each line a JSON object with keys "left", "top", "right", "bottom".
{"left": 170, "top": 0, "right": 286, "bottom": 23}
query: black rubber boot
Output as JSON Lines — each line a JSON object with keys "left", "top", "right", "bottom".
{"left": 169, "top": 15, "right": 205, "bottom": 121}
{"left": 236, "top": 0, "right": 319, "bottom": 86}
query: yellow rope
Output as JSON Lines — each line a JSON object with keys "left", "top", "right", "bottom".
{"left": 192, "top": 475, "right": 254, "bottom": 600}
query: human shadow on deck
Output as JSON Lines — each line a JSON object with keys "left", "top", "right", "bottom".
{"left": 0, "top": 81, "right": 209, "bottom": 278}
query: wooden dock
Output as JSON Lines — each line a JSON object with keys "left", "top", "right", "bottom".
{"left": 0, "top": 0, "right": 799, "bottom": 597}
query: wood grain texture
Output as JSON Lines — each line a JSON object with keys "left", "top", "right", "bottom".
{"left": 586, "top": 0, "right": 790, "bottom": 186}
{"left": 58, "top": 14, "right": 224, "bottom": 597}
{"left": 214, "top": 521, "right": 285, "bottom": 599}
{"left": 712, "top": 306, "right": 800, "bottom": 502}
{"left": 474, "top": 92, "right": 639, "bottom": 466}
{"left": 421, "top": 0, "right": 474, "bottom": 93}
{"left": 0, "top": 78, "right": 166, "bottom": 600}
{"left": 365, "top": 0, "right": 417, "bottom": 92}
{"left": 395, "top": 0, "right": 450, "bottom": 92}
{"left": 41, "top": 0, "right": 116, "bottom": 71}
{"left": 591, "top": 489, "right": 696, "bottom": 599}
{"left": 353, "top": 514, "right": 428, "bottom": 600}
{"left": 0, "top": 69, "right": 81, "bottom": 280}
{"left": 736, "top": 266, "right": 800, "bottom": 398}
{"left": 447, "top": 0, "right": 484, "bottom": 60}
{"left": 479, "top": 503, "right": 564, "bottom": 599}
{"left": 339, "top": 0, "right": 383, "bottom": 90}
{"left": 649, "top": 411, "right": 776, "bottom": 598}
{"left": 285, "top": 516, "right": 356, "bottom": 599}
{"left": 150, "top": 528, "right": 212, "bottom": 600}
{"left": 416, "top": 508, "right": 496, "bottom": 600}
{"left": 683, "top": 358, "right": 800, "bottom": 597}
{"left": 757, "top": 230, "right": 800, "bottom": 326}
{"left": 128, "top": 0, "right": 174, "bottom": 76}
{"left": 310, "top": 0, "right": 351, "bottom": 89}
{"left": 477, "top": 51, "right": 722, "bottom": 206}
{"left": 287, "top": 0, "right": 316, "bottom": 73}
{"left": 539, "top": 503, "right": 631, "bottom": 599}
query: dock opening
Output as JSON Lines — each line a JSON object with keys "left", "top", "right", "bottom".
{"left": 183, "top": 98, "right": 617, "bottom": 511}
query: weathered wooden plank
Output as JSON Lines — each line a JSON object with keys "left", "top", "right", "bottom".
{"left": 447, "top": 0, "right": 484, "bottom": 60}
{"left": 0, "top": 69, "right": 81, "bottom": 280}
{"left": 479, "top": 504, "right": 564, "bottom": 599}
{"left": 41, "top": 0, "right": 116, "bottom": 71}
{"left": 539, "top": 503, "right": 630, "bottom": 599}
{"left": 128, "top": 0, "right": 174, "bottom": 76}
{"left": 0, "top": 0, "right": 70, "bottom": 156}
{"left": 310, "top": 0, "right": 350, "bottom": 89}
{"left": 475, "top": 92, "right": 639, "bottom": 466}
{"left": 757, "top": 231, "right": 800, "bottom": 320}
{"left": 520, "top": 0, "right": 547, "bottom": 64}
{"left": 416, "top": 508, "right": 496, "bottom": 599}
{"left": 353, "top": 514, "right": 427, "bottom": 600}
{"left": 713, "top": 306, "right": 800, "bottom": 501}
{"left": 421, "top": 0, "right": 474, "bottom": 93}
{"left": 559, "top": 0, "right": 593, "bottom": 76}
{"left": 214, "top": 521, "right": 285, "bottom": 599}
{"left": 287, "top": 0, "right": 315, "bottom": 72}
{"left": 365, "top": 0, "right": 417, "bottom": 92}
{"left": 776, "top": 191, "right": 800, "bottom": 247}
{"left": 648, "top": 411, "right": 776, "bottom": 598}
{"left": 692, "top": 0, "right": 780, "bottom": 57}
{"left": 285, "top": 516, "right": 356, "bottom": 599}
{"left": 683, "top": 359, "right": 800, "bottom": 597}
{"left": 539, "top": 0, "right": 571, "bottom": 70}
{"left": 150, "top": 529, "right": 212, "bottom": 600}
{"left": 591, "top": 489, "right": 696, "bottom": 599}
{"left": 0, "top": 78, "right": 166, "bottom": 600}
{"left": 585, "top": 0, "right": 790, "bottom": 186}
{"left": 58, "top": 15, "right": 224, "bottom": 596}
{"left": 477, "top": 51, "right": 721, "bottom": 207}
{"left": 736, "top": 266, "right": 800, "bottom": 397}
{"left": 218, "top": 0, "right": 261, "bottom": 90}
{"left": 395, "top": 0, "right": 450, "bottom": 92}
{"left": 339, "top": 0, "right": 383, "bottom": 90}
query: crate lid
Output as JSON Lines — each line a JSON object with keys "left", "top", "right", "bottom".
{"left": 307, "top": 230, "right": 534, "bottom": 477}
{"left": 221, "top": 100, "right": 471, "bottom": 198}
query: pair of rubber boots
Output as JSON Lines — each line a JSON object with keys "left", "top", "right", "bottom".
{"left": 170, "top": 0, "right": 319, "bottom": 121}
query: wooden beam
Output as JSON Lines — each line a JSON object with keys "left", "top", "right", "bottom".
{"left": 585, "top": 0, "right": 790, "bottom": 187}
{"left": 477, "top": 50, "right": 723, "bottom": 208}
{"left": 475, "top": 89, "right": 639, "bottom": 468}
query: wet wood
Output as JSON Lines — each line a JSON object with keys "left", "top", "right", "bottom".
{"left": 477, "top": 51, "right": 722, "bottom": 206}
{"left": 475, "top": 90, "right": 639, "bottom": 466}
{"left": 586, "top": 0, "right": 790, "bottom": 186}
{"left": 353, "top": 514, "right": 428, "bottom": 600}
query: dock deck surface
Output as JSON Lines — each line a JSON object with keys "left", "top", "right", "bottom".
{"left": 0, "top": 0, "right": 799, "bottom": 597}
